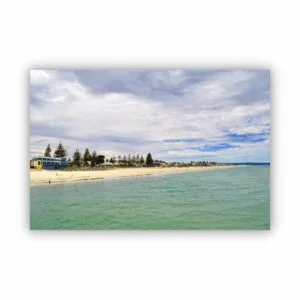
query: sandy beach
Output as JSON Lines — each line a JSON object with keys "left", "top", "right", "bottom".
{"left": 30, "top": 165, "right": 236, "bottom": 186}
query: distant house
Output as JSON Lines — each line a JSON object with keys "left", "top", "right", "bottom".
{"left": 160, "top": 162, "right": 169, "bottom": 167}
{"left": 30, "top": 156, "right": 68, "bottom": 170}
{"left": 99, "top": 162, "right": 115, "bottom": 168}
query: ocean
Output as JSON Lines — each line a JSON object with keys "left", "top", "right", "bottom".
{"left": 30, "top": 166, "right": 270, "bottom": 230}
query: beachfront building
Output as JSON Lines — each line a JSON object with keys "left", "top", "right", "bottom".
{"left": 30, "top": 156, "right": 68, "bottom": 170}
{"left": 95, "top": 162, "right": 115, "bottom": 168}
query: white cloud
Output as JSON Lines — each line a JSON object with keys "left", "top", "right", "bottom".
{"left": 30, "top": 70, "right": 270, "bottom": 162}
{"left": 30, "top": 70, "right": 55, "bottom": 85}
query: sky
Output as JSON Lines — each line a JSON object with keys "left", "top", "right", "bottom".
{"left": 30, "top": 69, "right": 270, "bottom": 163}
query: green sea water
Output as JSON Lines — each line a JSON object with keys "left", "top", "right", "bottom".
{"left": 30, "top": 166, "right": 270, "bottom": 230}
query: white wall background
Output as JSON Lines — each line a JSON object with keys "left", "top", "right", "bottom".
{"left": 0, "top": 0, "right": 299, "bottom": 299}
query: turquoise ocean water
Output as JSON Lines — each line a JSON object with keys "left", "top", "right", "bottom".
{"left": 30, "top": 166, "right": 270, "bottom": 230}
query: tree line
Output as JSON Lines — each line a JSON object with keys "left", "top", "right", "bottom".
{"left": 43, "top": 143, "right": 154, "bottom": 167}
{"left": 44, "top": 142, "right": 67, "bottom": 158}
{"left": 72, "top": 149, "right": 105, "bottom": 167}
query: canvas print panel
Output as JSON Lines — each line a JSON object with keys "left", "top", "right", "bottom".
{"left": 30, "top": 69, "right": 270, "bottom": 230}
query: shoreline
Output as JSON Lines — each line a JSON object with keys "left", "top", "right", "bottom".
{"left": 30, "top": 165, "right": 237, "bottom": 187}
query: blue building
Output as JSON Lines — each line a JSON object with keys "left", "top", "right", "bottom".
{"left": 30, "top": 156, "right": 68, "bottom": 170}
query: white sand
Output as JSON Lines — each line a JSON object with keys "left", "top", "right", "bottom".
{"left": 30, "top": 166, "right": 236, "bottom": 186}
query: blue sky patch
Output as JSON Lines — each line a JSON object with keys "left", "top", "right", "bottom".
{"left": 227, "top": 132, "right": 268, "bottom": 143}
{"left": 190, "top": 143, "right": 240, "bottom": 152}
{"left": 163, "top": 138, "right": 204, "bottom": 143}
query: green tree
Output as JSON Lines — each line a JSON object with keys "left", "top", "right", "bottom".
{"left": 136, "top": 154, "right": 140, "bottom": 164}
{"left": 96, "top": 155, "right": 105, "bottom": 165}
{"left": 83, "top": 148, "right": 91, "bottom": 166}
{"left": 146, "top": 153, "right": 153, "bottom": 166}
{"left": 123, "top": 155, "right": 127, "bottom": 164}
{"left": 140, "top": 155, "right": 145, "bottom": 165}
{"left": 44, "top": 144, "right": 51, "bottom": 157}
{"left": 132, "top": 155, "right": 136, "bottom": 164}
{"left": 54, "top": 142, "right": 67, "bottom": 157}
{"left": 91, "top": 151, "right": 97, "bottom": 167}
{"left": 73, "top": 149, "right": 81, "bottom": 167}
{"left": 118, "top": 155, "right": 122, "bottom": 163}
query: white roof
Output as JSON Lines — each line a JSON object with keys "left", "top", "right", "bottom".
{"left": 32, "top": 156, "right": 67, "bottom": 160}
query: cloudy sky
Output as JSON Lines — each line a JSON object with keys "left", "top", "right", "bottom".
{"left": 30, "top": 69, "right": 270, "bottom": 163}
